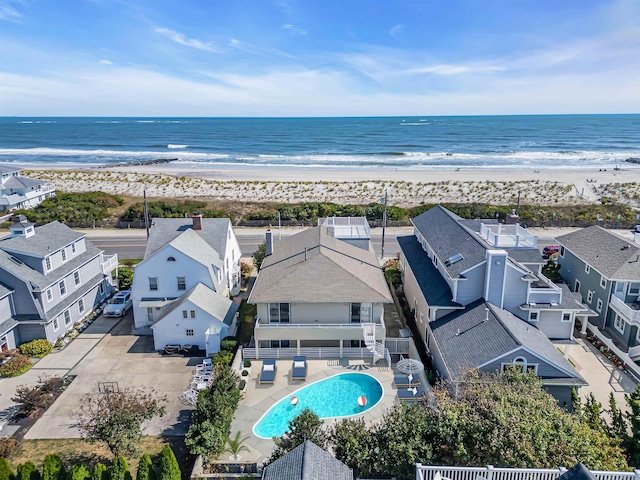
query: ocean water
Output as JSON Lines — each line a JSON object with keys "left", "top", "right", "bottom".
{"left": 0, "top": 115, "right": 638, "bottom": 170}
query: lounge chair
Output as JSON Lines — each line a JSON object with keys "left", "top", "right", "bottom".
{"left": 394, "top": 373, "right": 420, "bottom": 387}
{"left": 291, "top": 355, "right": 307, "bottom": 380}
{"left": 397, "top": 384, "right": 426, "bottom": 402}
{"left": 259, "top": 359, "right": 277, "bottom": 384}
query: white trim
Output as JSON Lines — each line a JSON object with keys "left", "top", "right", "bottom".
{"left": 614, "top": 314, "right": 625, "bottom": 334}
{"left": 46, "top": 288, "right": 53, "bottom": 302}
{"left": 53, "top": 317, "right": 59, "bottom": 331}
{"left": 529, "top": 310, "right": 540, "bottom": 322}
{"left": 59, "top": 279, "right": 67, "bottom": 297}
{"left": 585, "top": 264, "right": 591, "bottom": 274}
{"left": 587, "top": 290, "right": 594, "bottom": 303}
{"left": 600, "top": 275, "right": 607, "bottom": 289}
{"left": 596, "top": 298, "right": 603, "bottom": 313}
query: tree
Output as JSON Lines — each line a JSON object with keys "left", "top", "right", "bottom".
{"left": 68, "top": 464, "right": 91, "bottom": 480}
{"left": 224, "top": 432, "right": 251, "bottom": 460}
{"left": 135, "top": 454, "right": 156, "bottom": 480}
{"left": 75, "top": 387, "right": 166, "bottom": 458}
{"left": 0, "top": 458, "right": 14, "bottom": 480}
{"left": 329, "top": 418, "right": 376, "bottom": 479}
{"left": 252, "top": 242, "right": 267, "bottom": 271}
{"left": 158, "top": 446, "right": 180, "bottom": 480}
{"left": 582, "top": 393, "right": 608, "bottom": 433}
{"left": 609, "top": 393, "right": 628, "bottom": 441}
{"left": 16, "top": 462, "right": 40, "bottom": 480}
{"left": 12, "top": 375, "right": 60, "bottom": 416}
{"left": 42, "top": 455, "right": 65, "bottom": 480}
{"left": 91, "top": 464, "right": 108, "bottom": 480}
{"left": 571, "top": 386, "right": 582, "bottom": 415}
{"left": 117, "top": 268, "right": 134, "bottom": 290}
{"left": 626, "top": 384, "right": 640, "bottom": 466}
{"left": 268, "top": 408, "right": 326, "bottom": 464}
{"left": 108, "top": 458, "right": 131, "bottom": 480}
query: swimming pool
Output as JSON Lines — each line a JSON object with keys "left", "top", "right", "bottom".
{"left": 253, "top": 372, "right": 384, "bottom": 439}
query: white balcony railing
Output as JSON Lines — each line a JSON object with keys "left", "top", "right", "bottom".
{"left": 101, "top": 254, "right": 118, "bottom": 275}
{"left": 415, "top": 464, "right": 640, "bottom": 480}
{"left": 479, "top": 223, "right": 537, "bottom": 248}
{"left": 610, "top": 294, "right": 640, "bottom": 323}
{"left": 256, "top": 315, "right": 384, "bottom": 328}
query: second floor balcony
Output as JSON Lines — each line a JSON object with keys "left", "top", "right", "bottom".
{"left": 254, "top": 315, "right": 386, "bottom": 341}
{"left": 480, "top": 223, "right": 537, "bottom": 248}
{"left": 611, "top": 293, "right": 640, "bottom": 323}
{"left": 101, "top": 254, "right": 118, "bottom": 275}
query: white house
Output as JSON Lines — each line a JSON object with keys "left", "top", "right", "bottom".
{"left": 131, "top": 214, "right": 241, "bottom": 354}
{"left": 0, "top": 165, "right": 55, "bottom": 211}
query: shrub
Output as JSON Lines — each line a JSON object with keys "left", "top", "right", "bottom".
{"left": 212, "top": 351, "right": 233, "bottom": 366}
{"left": 108, "top": 458, "right": 131, "bottom": 480}
{"left": 238, "top": 380, "right": 246, "bottom": 390}
{"left": 220, "top": 337, "right": 238, "bottom": 352}
{"left": 12, "top": 375, "right": 61, "bottom": 415}
{"left": 0, "top": 437, "right": 18, "bottom": 459}
{"left": 42, "top": 454, "right": 66, "bottom": 480}
{"left": 158, "top": 446, "right": 180, "bottom": 480}
{"left": 0, "top": 458, "right": 15, "bottom": 480}
{"left": 241, "top": 370, "right": 249, "bottom": 377}
{"left": 91, "top": 464, "right": 108, "bottom": 480}
{"left": 242, "top": 359, "right": 252, "bottom": 368}
{"left": 19, "top": 339, "right": 53, "bottom": 358}
{"left": 17, "top": 462, "right": 40, "bottom": 480}
{"left": 117, "top": 268, "right": 134, "bottom": 291}
{"left": 0, "top": 354, "right": 33, "bottom": 377}
{"left": 135, "top": 454, "right": 156, "bottom": 480}
{"left": 68, "top": 464, "right": 90, "bottom": 480}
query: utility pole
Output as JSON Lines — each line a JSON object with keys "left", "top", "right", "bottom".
{"left": 143, "top": 189, "right": 150, "bottom": 239}
{"left": 381, "top": 190, "right": 387, "bottom": 260}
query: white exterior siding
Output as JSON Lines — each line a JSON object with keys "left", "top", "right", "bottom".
{"left": 531, "top": 310, "right": 574, "bottom": 340}
{"left": 502, "top": 266, "right": 529, "bottom": 314}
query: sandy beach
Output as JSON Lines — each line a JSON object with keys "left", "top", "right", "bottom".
{"left": 26, "top": 164, "right": 640, "bottom": 206}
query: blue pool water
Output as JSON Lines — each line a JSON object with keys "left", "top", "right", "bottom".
{"left": 253, "top": 372, "right": 384, "bottom": 439}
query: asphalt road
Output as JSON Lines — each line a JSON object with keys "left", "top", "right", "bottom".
{"left": 84, "top": 226, "right": 566, "bottom": 261}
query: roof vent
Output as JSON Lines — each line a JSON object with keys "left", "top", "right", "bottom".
{"left": 445, "top": 253, "right": 464, "bottom": 266}
{"left": 484, "top": 307, "right": 489, "bottom": 322}
{"left": 9, "top": 256, "right": 24, "bottom": 266}
{"left": 622, "top": 245, "right": 630, "bottom": 250}
{"left": 455, "top": 328, "right": 460, "bottom": 336}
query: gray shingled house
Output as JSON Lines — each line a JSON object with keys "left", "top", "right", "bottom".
{"left": 0, "top": 216, "right": 117, "bottom": 344}
{"left": 427, "top": 300, "right": 586, "bottom": 408}
{"left": 0, "top": 165, "right": 55, "bottom": 211}
{"left": 0, "top": 284, "right": 18, "bottom": 352}
{"left": 248, "top": 225, "right": 393, "bottom": 362}
{"left": 262, "top": 440, "right": 353, "bottom": 480}
{"left": 556, "top": 226, "right": 640, "bottom": 355}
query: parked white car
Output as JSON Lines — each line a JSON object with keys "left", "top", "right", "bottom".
{"left": 103, "top": 291, "right": 132, "bottom": 317}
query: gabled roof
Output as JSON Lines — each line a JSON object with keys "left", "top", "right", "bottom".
{"left": 0, "top": 165, "right": 21, "bottom": 175}
{"left": 249, "top": 227, "right": 392, "bottom": 304}
{"left": 166, "top": 228, "right": 223, "bottom": 269}
{"left": 0, "top": 318, "right": 18, "bottom": 337}
{"left": 262, "top": 440, "right": 353, "bottom": 480}
{"left": 556, "top": 225, "right": 640, "bottom": 280}
{"left": 397, "top": 235, "right": 462, "bottom": 308}
{"left": 1, "top": 176, "right": 45, "bottom": 189}
{"left": 520, "top": 284, "right": 596, "bottom": 316}
{"left": 429, "top": 300, "right": 585, "bottom": 384}
{"left": 0, "top": 221, "right": 84, "bottom": 257}
{"left": 152, "top": 283, "right": 237, "bottom": 327}
{"left": 145, "top": 218, "right": 232, "bottom": 259}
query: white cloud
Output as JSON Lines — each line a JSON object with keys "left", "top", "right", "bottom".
{"left": 99, "top": 59, "right": 113, "bottom": 65}
{"left": 407, "top": 64, "right": 505, "bottom": 75}
{"left": 154, "top": 27, "right": 222, "bottom": 53}
{"left": 0, "top": 0, "right": 23, "bottom": 22}
{"left": 389, "top": 24, "right": 405, "bottom": 41}
{"left": 282, "top": 24, "right": 307, "bottom": 36}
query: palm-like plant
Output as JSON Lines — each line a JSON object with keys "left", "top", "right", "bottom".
{"left": 224, "top": 431, "right": 251, "bottom": 460}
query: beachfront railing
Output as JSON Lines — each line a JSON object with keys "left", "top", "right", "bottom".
{"left": 415, "top": 465, "right": 640, "bottom": 480}
{"left": 243, "top": 346, "right": 381, "bottom": 360}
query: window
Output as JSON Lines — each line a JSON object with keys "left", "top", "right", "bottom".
{"left": 502, "top": 356, "right": 538, "bottom": 375}
{"left": 186, "top": 329, "right": 194, "bottom": 336}
{"left": 190, "top": 310, "right": 196, "bottom": 318}
{"left": 167, "top": 256, "right": 176, "bottom": 262}
{"left": 46, "top": 288, "right": 53, "bottom": 302}
{"left": 61, "top": 249, "right": 67, "bottom": 262}
{"left": 71, "top": 243, "right": 76, "bottom": 254}
{"left": 350, "top": 303, "right": 372, "bottom": 323}
{"left": 585, "top": 264, "right": 591, "bottom": 274}
{"left": 559, "top": 246, "right": 565, "bottom": 257}
{"left": 529, "top": 311, "right": 539, "bottom": 322}
{"left": 183, "top": 310, "right": 188, "bottom": 319}
{"left": 147, "top": 307, "right": 154, "bottom": 323}
{"left": 53, "top": 318, "right": 59, "bottom": 331}
{"left": 269, "top": 303, "right": 290, "bottom": 323}
{"left": 587, "top": 290, "right": 594, "bottom": 303}
{"left": 600, "top": 276, "right": 607, "bottom": 289}
{"left": 45, "top": 257, "right": 51, "bottom": 271}
{"left": 597, "top": 299, "right": 603, "bottom": 312}
{"left": 74, "top": 271, "right": 81, "bottom": 286}
{"left": 59, "top": 280, "right": 66, "bottom": 297}
{"left": 575, "top": 279, "right": 581, "bottom": 294}
{"left": 350, "top": 340, "right": 366, "bottom": 348}
{"left": 78, "top": 298, "right": 85, "bottom": 313}
{"left": 269, "top": 340, "right": 291, "bottom": 348}
{"left": 149, "top": 277, "right": 158, "bottom": 291}
{"left": 562, "top": 312, "right": 572, "bottom": 322}
{"left": 177, "top": 277, "right": 186, "bottom": 290}
{"left": 614, "top": 314, "right": 625, "bottom": 334}
{"left": 64, "top": 310, "right": 71, "bottom": 326}
{"left": 630, "top": 283, "right": 640, "bottom": 296}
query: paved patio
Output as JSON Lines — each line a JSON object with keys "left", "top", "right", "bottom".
{"left": 229, "top": 358, "right": 399, "bottom": 465}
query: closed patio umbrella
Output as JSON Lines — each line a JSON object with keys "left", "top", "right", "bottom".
{"left": 396, "top": 358, "right": 424, "bottom": 374}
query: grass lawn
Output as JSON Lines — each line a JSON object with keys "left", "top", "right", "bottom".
{"left": 236, "top": 301, "right": 256, "bottom": 346}
{"left": 8, "top": 436, "right": 191, "bottom": 475}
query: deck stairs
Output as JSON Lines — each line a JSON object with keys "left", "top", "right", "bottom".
{"left": 361, "top": 323, "right": 391, "bottom": 365}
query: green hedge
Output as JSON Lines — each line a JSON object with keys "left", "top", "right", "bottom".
{"left": 13, "top": 192, "right": 123, "bottom": 224}
{"left": 0, "top": 354, "right": 34, "bottom": 377}
{"left": 19, "top": 339, "right": 53, "bottom": 358}
{"left": 212, "top": 351, "right": 233, "bottom": 366}
{"left": 220, "top": 337, "right": 238, "bottom": 352}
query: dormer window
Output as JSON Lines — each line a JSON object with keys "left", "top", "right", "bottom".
{"left": 71, "top": 243, "right": 77, "bottom": 254}
{"left": 167, "top": 257, "right": 176, "bottom": 262}
{"left": 61, "top": 249, "right": 67, "bottom": 262}
{"left": 45, "top": 257, "right": 51, "bottom": 271}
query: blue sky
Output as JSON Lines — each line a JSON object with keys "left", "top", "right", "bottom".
{"left": 1, "top": 0, "right": 639, "bottom": 116}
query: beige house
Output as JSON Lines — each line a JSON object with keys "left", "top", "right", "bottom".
{"left": 248, "top": 225, "right": 393, "bottom": 361}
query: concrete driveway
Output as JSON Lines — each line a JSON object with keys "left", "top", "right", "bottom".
{"left": 1, "top": 312, "right": 198, "bottom": 439}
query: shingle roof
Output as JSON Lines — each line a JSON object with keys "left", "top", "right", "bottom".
{"left": 153, "top": 283, "right": 237, "bottom": 326}
{"left": 430, "top": 300, "right": 585, "bottom": 384}
{"left": 0, "top": 165, "right": 21, "bottom": 175}
{"left": 166, "top": 228, "right": 223, "bottom": 267}
{"left": 0, "top": 221, "right": 84, "bottom": 257}
{"left": 249, "top": 227, "right": 392, "bottom": 304}
{"left": 0, "top": 284, "right": 12, "bottom": 299}
{"left": 145, "top": 218, "right": 231, "bottom": 259}
{"left": 0, "top": 317, "right": 18, "bottom": 337}
{"left": 262, "top": 441, "right": 353, "bottom": 480}
{"left": 556, "top": 226, "right": 640, "bottom": 280}
{"left": 520, "top": 284, "right": 595, "bottom": 315}
{"left": 2, "top": 176, "right": 45, "bottom": 189}
{"left": 397, "top": 235, "right": 462, "bottom": 308}
{"left": 507, "top": 248, "right": 545, "bottom": 264}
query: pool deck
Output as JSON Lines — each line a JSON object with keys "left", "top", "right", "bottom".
{"left": 230, "top": 358, "right": 397, "bottom": 464}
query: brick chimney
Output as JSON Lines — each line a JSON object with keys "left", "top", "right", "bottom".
{"left": 192, "top": 213, "right": 203, "bottom": 231}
